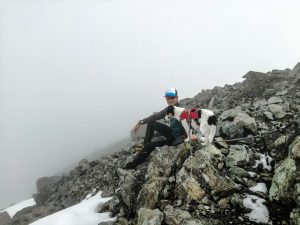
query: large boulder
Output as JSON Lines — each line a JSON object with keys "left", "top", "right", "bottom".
{"left": 220, "top": 108, "right": 241, "bottom": 121}
{"left": 289, "top": 136, "right": 300, "bottom": 160}
{"left": 163, "top": 205, "right": 192, "bottom": 225}
{"left": 220, "top": 121, "right": 244, "bottom": 139}
{"left": 137, "top": 208, "right": 164, "bottom": 225}
{"left": 34, "top": 176, "right": 61, "bottom": 206}
{"left": 0, "top": 211, "right": 11, "bottom": 225}
{"left": 225, "top": 145, "right": 249, "bottom": 168}
{"left": 269, "top": 158, "right": 297, "bottom": 202}
{"left": 268, "top": 103, "right": 290, "bottom": 120}
{"left": 137, "top": 177, "right": 167, "bottom": 210}
{"left": 233, "top": 112, "right": 258, "bottom": 134}
{"left": 178, "top": 145, "right": 238, "bottom": 197}
{"left": 147, "top": 145, "right": 182, "bottom": 179}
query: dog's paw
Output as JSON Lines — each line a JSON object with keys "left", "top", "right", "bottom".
{"left": 184, "top": 137, "right": 190, "bottom": 143}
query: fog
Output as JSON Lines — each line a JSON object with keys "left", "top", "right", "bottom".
{"left": 1, "top": 0, "right": 300, "bottom": 209}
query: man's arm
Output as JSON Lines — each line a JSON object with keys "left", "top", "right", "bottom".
{"left": 140, "top": 107, "right": 168, "bottom": 124}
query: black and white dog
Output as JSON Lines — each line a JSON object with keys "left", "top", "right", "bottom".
{"left": 166, "top": 105, "right": 217, "bottom": 146}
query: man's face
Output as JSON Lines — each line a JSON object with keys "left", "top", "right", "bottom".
{"left": 165, "top": 96, "right": 178, "bottom": 106}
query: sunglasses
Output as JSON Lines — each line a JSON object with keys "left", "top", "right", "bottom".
{"left": 165, "top": 96, "right": 176, "bottom": 100}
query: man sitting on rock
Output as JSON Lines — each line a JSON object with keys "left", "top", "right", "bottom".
{"left": 125, "top": 87, "right": 187, "bottom": 169}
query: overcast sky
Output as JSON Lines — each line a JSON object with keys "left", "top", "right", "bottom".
{"left": 0, "top": 0, "right": 300, "bottom": 209}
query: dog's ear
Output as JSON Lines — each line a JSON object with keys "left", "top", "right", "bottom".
{"left": 166, "top": 105, "right": 174, "bottom": 116}
{"left": 197, "top": 109, "right": 202, "bottom": 118}
{"left": 208, "top": 115, "right": 218, "bottom": 125}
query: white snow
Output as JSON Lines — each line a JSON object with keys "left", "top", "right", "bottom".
{"left": 253, "top": 153, "right": 273, "bottom": 171}
{"left": 29, "top": 191, "right": 115, "bottom": 225}
{"left": 248, "top": 171, "right": 257, "bottom": 177}
{"left": 250, "top": 183, "right": 268, "bottom": 194}
{"left": 243, "top": 195, "right": 272, "bottom": 224}
{"left": 1, "top": 198, "right": 36, "bottom": 217}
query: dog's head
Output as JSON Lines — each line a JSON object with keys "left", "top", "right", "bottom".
{"left": 166, "top": 105, "right": 175, "bottom": 118}
{"left": 207, "top": 115, "right": 218, "bottom": 125}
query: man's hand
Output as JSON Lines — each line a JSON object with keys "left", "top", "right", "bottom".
{"left": 132, "top": 121, "right": 141, "bottom": 134}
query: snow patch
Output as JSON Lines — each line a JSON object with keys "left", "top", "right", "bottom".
{"left": 250, "top": 183, "right": 268, "bottom": 194}
{"left": 243, "top": 195, "right": 272, "bottom": 224}
{"left": 1, "top": 198, "right": 36, "bottom": 218}
{"left": 248, "top": 171, "right": 257, "bottom": 177}
{"left": 253, "top": 153, "right": 273, "bottom": 171}
{"left": 29, "top": 191, "right": 115, "bottom": 225}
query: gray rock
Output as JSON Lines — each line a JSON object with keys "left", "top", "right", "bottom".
{"left": 268, "top": 103, "right": 290, "bottom": 119}
{"left": 289, "top": 136, "right": 300, "bottom": 160}
{"left": 98, "top": 221, "right": 114, "bottom": 225}
{"left": 34, "top": 176, "right": 61, "bottom": 206}
{"left": 290, "top": 208, "right": 300, "bottom": 225}
{"left": 220, "top": 108, "right": 241, "bottom": 121}
{"left": 137, "top": 177, "right": 167, "bottom": 210}
{"left": 267, "top": 96, "right": 283, "bottom": 104}
{"left": 137, "top": 208, "right": 164, "bottom": 225}
{"left": 0, "top": 211, "right": 11, "bottom": 225}
{"left": 147, "top": 145, "right": 182, "bottom": 179}
{"left": 276, "top": 90, "right": 288, "bottom": 96}
{"left": 233, "top": 112, "right": 258, "bottom": 134}
{"left": 163, "top": 205, "right": 191, "bottom": 225}
{"left": 263, "top": 111, "right": 274, "bottom": 121}
{"left": 178, "top": 146, "right": 238, "bottom": 197}
{"left": 176, "top": 176, "right": 206, "bottom": 201}
{"left": 269, "top": 157, "right": 297, "bottom": 201}
{"left": 229, "top": 166, "right": 251, "bottom": 178}
{"left": 253, "top": 98, "right": 267, "bottom": 108}
{"left": 116, "top": 168, "right": 138, "bottom": 208}
{"left": 225, "top": 145, "right": 249, "bottom": 168}
{"left": 221, "top": 121, "right": 244, "bottom": 139}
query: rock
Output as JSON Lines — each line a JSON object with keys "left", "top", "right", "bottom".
{"left": 263, "top": 111, "right": 274, "bottom": 121}
{"left": 253, "top": 98, "right": 267, "bottom": 108}
{"left": 269, "top": 158, "right": 297, "bottom": 201}
{"left": 233, "top": 112, "right": 258, "bottom": 134}
{"left": 78, "top": 159, "right": 90, "bottom": 171}
{"left": 267, "top": 96, "right": 283, "bottom": 104}
{"left": 229, "top": 166, "right": 251, "bottom": 178}
{"left": 220, "top": 108, "right": 241, "bottom": 121}
{"left": 163, "top": 205, "right": 191, "bottom": 225}
{"left": 276, "top": 90, "right": 288, "bottom": 96}
{"left": 147, "top": 145, "right": 182, "bottom": 179}
{"left": 225, "top": 145, "right": 249, "bottom": 168}
{"left": 34, "top": 176, "right": 61, "bottom": 206}
{"left": 289, "top": 136, "right": 300, "bottom": 160}
{"left": 275, "top": 135, "right": 288, "bottom": 148}
{"left": 137, "top": 208, "right": 164, "bottom": 225}
{"left": 116, "top": 168, "right": 138, "bottom": 208}
{"left": 176, "top": 177, "right": 206, "bottom": 201}
{"left": 268, "top": 103, "right": 290, "bottom": 119}
{"left": 218, "top": 198, "right": 230, "bottom": 209}
{"left": 0, "top": 211, "right": 11, "bottom": 225}
{"left": 290, "top": 209, "right": 300, "bottom": 225}
{"left": 98, "top": 222, "right": 115, "bottom": 225}
{"left": 137, "top": 177, "right": 167, "bottom": 210}
{"left": 179, "top": 147, "right": 238, "bottom": 197}
{"left": 220, "top": 121, "right": 244, "bottom": 139}
{"left": 214, "top": 137, "right": 229, "bottom": 149}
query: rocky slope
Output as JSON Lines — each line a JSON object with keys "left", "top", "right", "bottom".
{"left": 1, "top": 63, "right": 300, "bottom": 225}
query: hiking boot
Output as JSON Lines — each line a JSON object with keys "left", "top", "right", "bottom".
{"left": 124, "top": 161, "right": 136, "bottom": 170}
{"left": 132, "top": 143, "right": 144, "bottom": 153}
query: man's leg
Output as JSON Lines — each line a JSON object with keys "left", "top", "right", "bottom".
{"left": 125, "top": 136, "right": 175, "bottom": 169}
{"left": 126, "top": 122, "right": 175, "bottom": 169}
{"left": 144, "top": 121, "right": 174, "bottom": 145}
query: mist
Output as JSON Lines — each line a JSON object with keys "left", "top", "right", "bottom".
{"left": 1, "top": 0, "right": 300, "bottom": 209}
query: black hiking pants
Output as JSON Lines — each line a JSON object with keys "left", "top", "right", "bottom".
{"left": 129, "top": 121, "right": 175, "bottom": 168}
